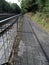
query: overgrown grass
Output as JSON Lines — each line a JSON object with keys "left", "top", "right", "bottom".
{"left": 26, "top": 12, "right": 49, "bottom": 33}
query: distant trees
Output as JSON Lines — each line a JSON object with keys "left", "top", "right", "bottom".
{"left": 44, "top": 0, "right": 49, "bottom": 12}
{"left": 37, "top": 0, "right": 46, "bottom": 12}
{"left": 0, "top": 0, "right": 49, "bottom": 14}
{"left": 0, "top": 0, "right": 21, "bottom": 13}
{"left": 11, "top": 3, "right": 21, "bottom": 13}
{"left": 0, "top": 0, "right": 5, "bottom": 12}
{"left": 21, "top": 0, "right": 38, "bottom": 12}
{"left": 21, "top": 0, "right": 49, "bottom": 13}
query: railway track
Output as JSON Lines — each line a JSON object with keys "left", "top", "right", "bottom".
{"left": 14, "top": 16, "right": 49, "bottom": 65}
{"left": 0, "top": 14, "right": 49, "bottom": 65}
{"left": 27, "top": 16, "right": 49, "bottom": 64}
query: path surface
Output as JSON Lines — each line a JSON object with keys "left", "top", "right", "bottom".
{"left": 14, "top": 16, "right": 49, "bottom": 65}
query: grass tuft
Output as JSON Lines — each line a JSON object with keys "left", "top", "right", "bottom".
{"left": 26, "top": 12, "right": 49, "bottom": 33}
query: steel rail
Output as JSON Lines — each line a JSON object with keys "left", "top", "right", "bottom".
{"left": 28, "top": 17, "right": 49, "bottom": 64}
{"left": 0, "top": 14, "right": 21, "bottom": 26}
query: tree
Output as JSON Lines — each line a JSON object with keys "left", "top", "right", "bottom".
{"left": 0, "top": 0, "right": 21, "bottom": 13}
{"left": 0, "top": 0, "right": 5, "bottom": 12}
{"left": 10, "top": 3, "right": 21, "bottom": 13}
{"left": 37, "top": 0, "right": 46, "bottom": 12}
{"left": 21, "top": 0, "right": 38, "bottom": 12}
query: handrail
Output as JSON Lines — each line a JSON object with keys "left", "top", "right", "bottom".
{"left": 0, "top": 14, "right": 22, "bottom": 36}
{"left": 0, "top": 19, "right": 16, "bottom": 36}
{"left": 0, "top": 14, "right": 22, "bottom": 65}
{"left": 0, "top": 14, "right": 21, "bottom": 26}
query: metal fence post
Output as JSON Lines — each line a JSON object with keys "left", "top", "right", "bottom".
{"left": 17, "top": 16, "right": 18, "bottom": 32}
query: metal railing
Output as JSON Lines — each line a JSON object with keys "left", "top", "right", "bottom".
{"left": 0, "top": 14, "right": 22, "bottom": 65}
{"left": 0, "top": 13, "right": 15, "bottom": 21}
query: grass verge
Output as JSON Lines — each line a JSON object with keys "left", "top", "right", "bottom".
{"left": 26, "top": 12, "right": 49, "bottom": 33}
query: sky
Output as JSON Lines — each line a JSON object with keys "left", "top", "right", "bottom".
{"left": 6, "top": 0, "right": 21, "bottom": 6}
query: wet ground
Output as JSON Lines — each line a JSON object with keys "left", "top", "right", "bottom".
{"left": 14, "top": 16, "right": 49, "bottom": 65}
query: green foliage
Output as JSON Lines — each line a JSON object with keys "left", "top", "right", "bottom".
{"left": 21, "top": 0, "right": 28, "bottom": 12}
{"left": 44, "top": 0, "right": 49, "bottom": 12}
{"left": 10, "top": 3, "right": 21, "bottom": 13}
{"left": 37, "top": 0, "right": 46, "bottom": 11}
{"left": 21, "top": 0, "right": 49, "bottom": 13}
{"left": 0, "top": 0, "right": 21, "bottom": 13}
{"left": 21, "top": 0, "right": 38, "bottom": 12}
{"left": 0, "top": 0, "right": 5, "bottom": 12}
